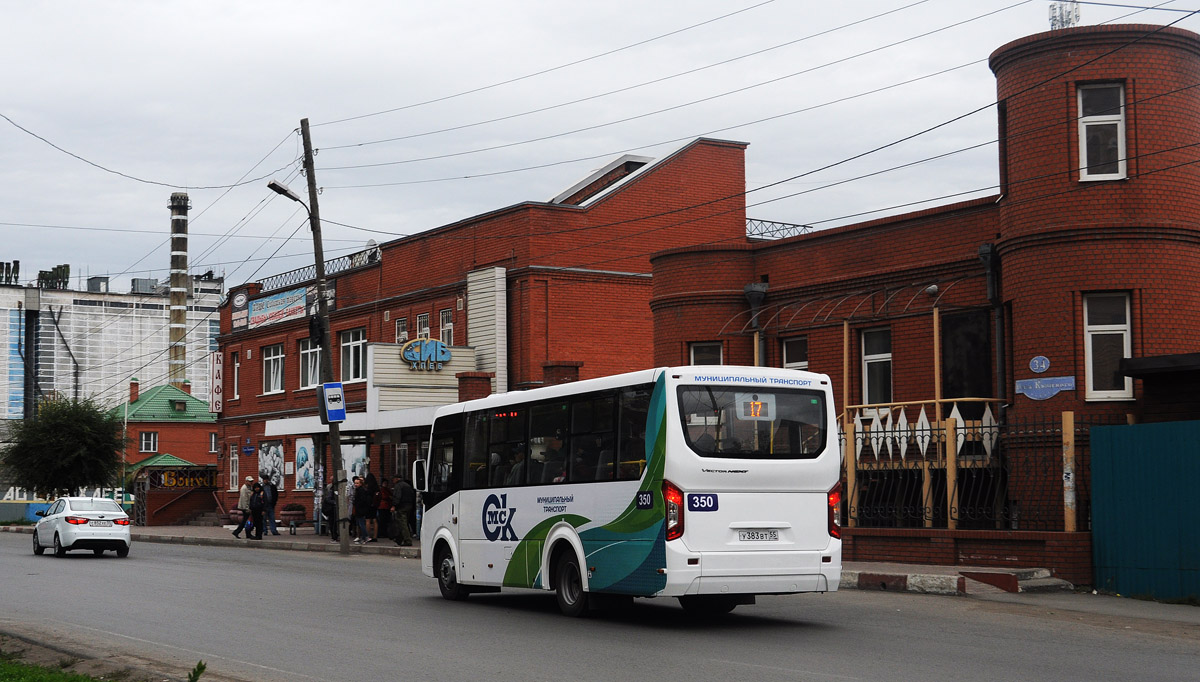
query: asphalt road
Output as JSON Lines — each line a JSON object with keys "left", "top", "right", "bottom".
{"left": 1, "top": 533, "right": 1196, "bottom": 682}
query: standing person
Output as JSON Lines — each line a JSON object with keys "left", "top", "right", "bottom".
{"left": 391, "top": 476, "right": 415, "bottom": 547}
{"left": 376, "top": 477, "right": 393, "bottom": 541}
{"left": 232, "top": 476, "right": 254, "bottom": 539}
{"left": 363, "top": 472, "right": 381, "bottom": 543}
{"left": 351, "top": 476, "right": 371, "bottom": 544}
{"left": 261, "top": 473, "right": 280, "bottom": 536}
{"left": 321, "top": 484, "right": 339, "bottom": 543}
{"left": 248, "top": 482, "right": 266, "bottom": 540}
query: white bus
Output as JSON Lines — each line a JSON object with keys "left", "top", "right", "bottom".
{"left": 413, "top": 365, "right": 842, "bottom": 617}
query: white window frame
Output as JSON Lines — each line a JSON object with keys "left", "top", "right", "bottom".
{"left": 231, "top": 351, "right": 240, "bottom": 400}
{"left": 783, "top": 336, "right": 809, "bottom": 370}
{"left": 140, "top": 431, "right": 158, "bottom": 453}
{"left": 299, "top": 338, "right": 321, "bottom": 389}
{"left": 1084, "top": 293, "right": 1133, "bottom": 400}
{"left": 395, "top": 318, "right": 408, "bottom": 343}
{"left": 229, "top": 445, "right": 239, "bottom": 491}
{"left": 263, "top": 344, "right": 285, "bottom": 394}
{"left": 340, "top": 328, "right": 367, "bottom": 383}
{"left": 439, "top": 308, "right": 454, "bottom": 345}
{"left": 861, "top": 328, "right": 892, "bottom": 408}
{"left": 416, "top": 313, "right": 431, "bottom": 339}
{"left": 689, "top": 342, "right": 722, "bottom": 365}
{"left": 209, "top": 433, "right": 218, "bottom": 453}
{"left": 1078, "top": 83, "right": 1126, "bottom": 181}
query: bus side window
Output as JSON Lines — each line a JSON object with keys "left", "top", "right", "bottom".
{"left": 617, "top": 385, "right": 651, "bottom": 479}
{"left": 464, "top": 411, "right": 488, "bottom": 489}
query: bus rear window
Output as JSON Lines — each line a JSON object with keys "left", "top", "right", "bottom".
{"left": 677, "top": 386, "right": 826, "bottom": 459}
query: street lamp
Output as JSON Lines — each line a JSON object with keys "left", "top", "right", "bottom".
{"left": 267, "top": 139, "right": 350, "bottom": 554}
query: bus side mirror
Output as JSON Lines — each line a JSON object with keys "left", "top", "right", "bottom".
{"left": 413, "top": 459, "right": 428, "bottom": 492}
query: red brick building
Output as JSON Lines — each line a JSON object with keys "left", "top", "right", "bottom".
{"left": 650, "top": 24, "right": 1200, "bottom": 584}
{"left": 214, "top": 139, "right": 748, "bottom": 517}
{"left": 112, "top": 379, "right": 218, "bottom": 468}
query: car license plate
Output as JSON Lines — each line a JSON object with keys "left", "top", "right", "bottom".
{"left": 90, "top": 520, "right": 112, "bottom": 527}
{"left": 738, "top": 529, "right": 778, "bottom": 542}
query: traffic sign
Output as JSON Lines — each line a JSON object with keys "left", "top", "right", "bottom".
{"left": 320, "top": 382, "right": 346, "bottom": 424}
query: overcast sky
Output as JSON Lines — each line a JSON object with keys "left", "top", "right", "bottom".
{"left": 3, "top": 1, "right": 1195, "bottom": 293}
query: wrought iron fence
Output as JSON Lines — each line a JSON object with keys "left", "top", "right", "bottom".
{"left": 843, "top": 410, "right": 1125, "bottom": 532}
{"left": 258, "top": 246, "right": 381, "bottom": 293}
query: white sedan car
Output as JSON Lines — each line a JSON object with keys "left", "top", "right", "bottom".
{"left": 33, "top": 497, "right": 132, "bottom": 557}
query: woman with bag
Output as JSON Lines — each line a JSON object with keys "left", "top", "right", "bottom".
{"left": 248, "top": 482, "right": 266, "bottom": 540}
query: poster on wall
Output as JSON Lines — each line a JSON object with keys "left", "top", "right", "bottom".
{"left": 259, "top": 440, "right": 284, "bottom": 489}
{"left": 295, "top": 438, "right": 314, "bottom": 490}
{"left": 342, "top": 443, "right": 368, "bottom": 481}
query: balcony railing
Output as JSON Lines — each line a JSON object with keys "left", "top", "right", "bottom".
{"left": 258, "top": 245, "right": 381, "bottom": 293}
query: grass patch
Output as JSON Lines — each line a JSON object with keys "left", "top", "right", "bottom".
{"left": 0, "top": 658, "right": 104, "bottom": 681}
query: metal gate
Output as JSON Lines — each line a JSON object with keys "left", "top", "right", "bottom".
{"left": 1091, "top": 420, "right": 1200, "bottom": 601}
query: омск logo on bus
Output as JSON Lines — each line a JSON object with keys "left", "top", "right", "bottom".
{"left": 483, "top": 493, "right": 518, "bottom": 541}
{"left": 401, "top": 338, "right": 452, "bottom": 371}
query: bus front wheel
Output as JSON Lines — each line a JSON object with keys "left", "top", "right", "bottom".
{"left": 436, "top": 545, "right": 469, "bottom": 601}
{"left": 555, "top": 552, "right": 589, "bottom": 617}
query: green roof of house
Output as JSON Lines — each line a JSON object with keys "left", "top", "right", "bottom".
{"left": 129, "top": 453, "right": 200, "bottom": 468}
{"left": 111, "top": 384, "right": 216, "bottom": 423}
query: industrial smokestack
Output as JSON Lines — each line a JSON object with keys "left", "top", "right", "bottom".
{"left": 168, "top": 192, "right": 190, "bottom": 389}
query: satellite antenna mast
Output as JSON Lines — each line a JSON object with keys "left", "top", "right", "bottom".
{"left": 1049, "top": 1, "right": 1081, "bottom": 30}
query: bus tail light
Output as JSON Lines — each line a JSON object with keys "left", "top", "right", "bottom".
{"left": 663, "top": 479, "right": 684, "bottom": 541}
{"left": 827, "top": 482, "right": 842, "bottom": 539}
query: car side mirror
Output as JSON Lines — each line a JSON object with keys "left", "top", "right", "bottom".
{"left": 35, "top": 511, "right": 45, "bottom": 517}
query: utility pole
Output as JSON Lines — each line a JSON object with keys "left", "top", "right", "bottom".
{"left": 299, "top": 118, "right": 350, "bottom": 555}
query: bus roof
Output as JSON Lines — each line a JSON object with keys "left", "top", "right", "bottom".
{"left": 433, "top": 365, "right": 831, "bottom": 419}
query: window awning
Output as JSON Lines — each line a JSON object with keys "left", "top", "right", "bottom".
{"left": 1120, "top": 352, "right": 1200, "bottom": 377}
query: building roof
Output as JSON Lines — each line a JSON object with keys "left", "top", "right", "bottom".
{"left": 129, "top": 453, "right": 199, "bottom": 468}
{"left": 1120, "top": 353, "right": 1200, "bottom": 377}
{"left": 112, "top": 384, "right": 216, "bottom": 423}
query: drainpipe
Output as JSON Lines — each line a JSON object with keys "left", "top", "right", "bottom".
{"left": 979, "top": 244, "right": 1005, "bottom": 421}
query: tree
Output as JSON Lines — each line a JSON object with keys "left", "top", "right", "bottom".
{"left": 0, "top": 397, "right": 127, "bottom": 498}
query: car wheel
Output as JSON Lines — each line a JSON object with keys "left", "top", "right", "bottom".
{"left": 53, "top": 533, "right": 66, "bottom": 557}
{"left": 555, "top": 551, "right": 589, "bottom": 617}
{"left": 32, "top": 531, "right": 45, "bottom": 555}
{"left": 116, "top": 546, "right": 129, "bottom": 558}
{"left": 678, "top": 595, "right": 738, "bottom": 618}
{"left": 435, "top": 545, "right": 468, "bottom": 601}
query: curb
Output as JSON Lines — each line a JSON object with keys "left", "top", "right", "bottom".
{"left": 840, "top": 569, "right": 965, "bottom": 595}
{"left": 1, "top": 525, "right": 420, "bottom": 559}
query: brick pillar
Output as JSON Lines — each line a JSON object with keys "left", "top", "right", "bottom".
{"left": 130, "top": 378, "right": 140, "bottom": 404}
{"left": 181, "top": 380, "right": 192, "bottom": 394}
{"left": 457, "top": 371, "right": 495, "bottom": 402}
{"left": 543, "top": 360, "right": 583, "bottom": 386}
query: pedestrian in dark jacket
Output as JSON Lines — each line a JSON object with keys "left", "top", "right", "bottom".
{"left": 364, "top": 472, "right": 380, "bottom": 542}
{"left": 392, "top": 477, "right": 415, "bottom": 546}
{"left": 351, "top": 476, "right": 371, "bottom": 544}
{"left": 376, "top": 477, "right": 393, "bottom": 541}
{"left": 248, "top": 483, "right": 266, "bottom": 540}
{"left": 321, "top": 485, "right": 339, "bottom": 542}
{"left": 261, "top": 474, "right": 280, "bottom": 536}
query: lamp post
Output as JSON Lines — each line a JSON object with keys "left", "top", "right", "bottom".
{"left": 268, "top": 118, "right": 350, "bottom": 554}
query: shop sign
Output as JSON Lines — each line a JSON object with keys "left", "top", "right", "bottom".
{"left": 401, "top": 338, "right": 452, "bottom": 371}
{"left": 149, "top": 469, "right": 217, "bottom": 488}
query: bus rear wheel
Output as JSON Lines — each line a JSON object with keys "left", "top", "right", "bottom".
{"left": 436, "top": 545, "right": 469, "bottom": 601}
{"left": 678, "top": 595, "right": 739, "bottom": 617}
{"left": 555, "top": 552, "right": 589, "bottom": 617}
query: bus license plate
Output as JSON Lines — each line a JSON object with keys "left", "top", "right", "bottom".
{"left": 90, "top": 520, "right": 112, "bottom": 527}
{"left": 738, "top": 529, "right": 778, "bottom": 542}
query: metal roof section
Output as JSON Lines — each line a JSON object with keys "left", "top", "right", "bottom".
{"left": 550, "top": 153, "right": 654, "bottom": 205}
{"left": 114, "top": 384, "right": 216, "bottom": 422}
{"left": 129, "top": 453, "right": 199, "bottom": 468}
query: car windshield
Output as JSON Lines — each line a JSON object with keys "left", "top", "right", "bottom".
{"left": 69, "top": 499, "right": 124, "bottom": 513}
{"left": 677, "top": 386, "right": 827, "bottom": 459}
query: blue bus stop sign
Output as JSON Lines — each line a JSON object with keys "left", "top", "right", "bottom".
{"left": 320, "top": 382, "right": 346, "bottom": 424}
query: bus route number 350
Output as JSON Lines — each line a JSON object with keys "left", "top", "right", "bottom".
{"left": 686, "top": 493, "right": 719, "bottom": 512}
